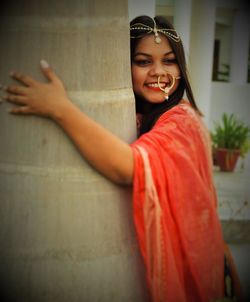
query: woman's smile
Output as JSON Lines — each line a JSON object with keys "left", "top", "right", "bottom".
{"left": 146, "top": 82, "right": 167, "bottom": 91}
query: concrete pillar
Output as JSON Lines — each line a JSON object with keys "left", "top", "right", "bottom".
{"left": 188, "top": 0, "right": 216, "bottom": 125}
{"left": 174, "top": 0, "right": 192, "bottom": 64}
{"left": 230, "top": 9, "right": 250, "bottom": 84}
{"left": 0, "top": 1, "right": 149, "bottom": 301}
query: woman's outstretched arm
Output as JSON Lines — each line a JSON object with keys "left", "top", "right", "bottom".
{"left": 53, "top": 104, "right": 134, "bottom": 185}
{"left": 3, "top": 60, "right": 134, "bottom": 185}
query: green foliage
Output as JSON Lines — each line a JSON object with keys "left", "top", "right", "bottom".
{"left": 211, "top": 113, "right": 250, "bottom": 158}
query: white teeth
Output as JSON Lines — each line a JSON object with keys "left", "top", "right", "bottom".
{"left": 147, "top": 83, "right": 165, "bottom": 88}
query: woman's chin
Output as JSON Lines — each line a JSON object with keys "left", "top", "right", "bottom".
{"left": 144, "top": 96, "right": 166, "bottom": 104}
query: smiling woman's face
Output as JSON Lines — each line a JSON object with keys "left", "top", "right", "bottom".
{"left": 131, "top": 34, "right": 181, "bottom": 104}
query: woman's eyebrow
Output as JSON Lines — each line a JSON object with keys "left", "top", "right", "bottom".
{"left": 164, "top": 51, "right": 174, "bottom": 56}
{"left": 134, "top": 52, "right": 151, "bottom": 57}
{"left": 134, "top": 50, "right": 174, "bottom": 57}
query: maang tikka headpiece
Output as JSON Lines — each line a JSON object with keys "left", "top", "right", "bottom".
{"left": 130, "top": 17, "right": 180, "bottom": 44}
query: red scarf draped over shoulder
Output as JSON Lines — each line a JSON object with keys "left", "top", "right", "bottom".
{"left": 131, "top": 101, "right": 224, "bottom": 302}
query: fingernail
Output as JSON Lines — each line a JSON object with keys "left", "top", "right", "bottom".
{"left": 9, "top": 71, "right": 14, "bottom": 76}
{"left": 40, "top": 59, "right": 50, "bottom": 69}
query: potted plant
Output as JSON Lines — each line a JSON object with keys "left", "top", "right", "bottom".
{"left": 211, "top": 113, "right": 250, "bottom": 172}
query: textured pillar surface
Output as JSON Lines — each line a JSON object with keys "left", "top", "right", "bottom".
{"left": 0, "top": 1, "right": 149, "bottom": 301}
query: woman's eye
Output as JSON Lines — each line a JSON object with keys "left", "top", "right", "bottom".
{"left": 163, "top": 58, "right": 177, "bottom": 65}
{"left": 134, "top": 59, "right": 151, "bottom": 66}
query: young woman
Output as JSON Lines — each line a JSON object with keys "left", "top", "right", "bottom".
{"left": 1, "top": 15, "right": 242, "bottom": 302}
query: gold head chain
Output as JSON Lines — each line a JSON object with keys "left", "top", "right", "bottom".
{"left": 130, "top": 18, "right": 181, "bottom": 44}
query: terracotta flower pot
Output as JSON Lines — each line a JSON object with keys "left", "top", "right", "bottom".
{"left": 215, "top": 148, "right": 240, "bottom": 172}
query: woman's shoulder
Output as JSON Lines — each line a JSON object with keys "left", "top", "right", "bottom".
{"left": 153, "top": 99, "right": 209, "bottom": 141}
{"left": 156, "top": 99, "right": 198, "bottom": 126}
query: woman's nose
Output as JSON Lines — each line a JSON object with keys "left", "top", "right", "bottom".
{"left": 148, "top": 63, "right": 166, "bottom": 77}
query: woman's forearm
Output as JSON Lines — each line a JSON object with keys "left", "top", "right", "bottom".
{"left": 53, "top": 101, "right": 134, "bottom": 185}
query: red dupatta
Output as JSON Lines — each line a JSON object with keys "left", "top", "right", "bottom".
{"left": 131, "top": 101, "right": 225, "bottom": 302}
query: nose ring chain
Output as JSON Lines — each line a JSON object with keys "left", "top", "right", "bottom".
{"left": 157, "top": 74, "right": 181, "bottom": 100}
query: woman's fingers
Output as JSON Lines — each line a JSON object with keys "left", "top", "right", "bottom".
{"left": 40, "top": 59, "right": 62, "bottom": 86}
{"left": 10, "top": 71, "right": 35, "bottom": 87}
{"left": 6, "top": 84, "right": 28, "bottom": 95}
{"left": 3, "top": 94, "right": 26, "bottom": 104}
{"left": 9, "top": 105, "right": 32, "bottom": 115}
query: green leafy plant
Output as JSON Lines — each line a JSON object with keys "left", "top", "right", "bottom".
{"left": 211, "top": 113, "right": 250, "bottom": 158}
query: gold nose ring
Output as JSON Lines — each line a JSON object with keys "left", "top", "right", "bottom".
{"left": 157, "top": 73, "right": 181, "bottom": 100}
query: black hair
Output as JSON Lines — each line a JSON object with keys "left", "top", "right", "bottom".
{"left": 130, "top": 15, "right": 202, "bottom": 135}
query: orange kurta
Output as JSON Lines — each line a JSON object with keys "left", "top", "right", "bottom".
{"left": 131, "top": 101, "right": 225, "bottom": 302}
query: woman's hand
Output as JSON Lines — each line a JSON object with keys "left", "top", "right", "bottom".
{"left": 1, "top": 60, "right": 134, "bottom": 185}
{"left": 3, "top": 60, "right": 71, "bottom": 119}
